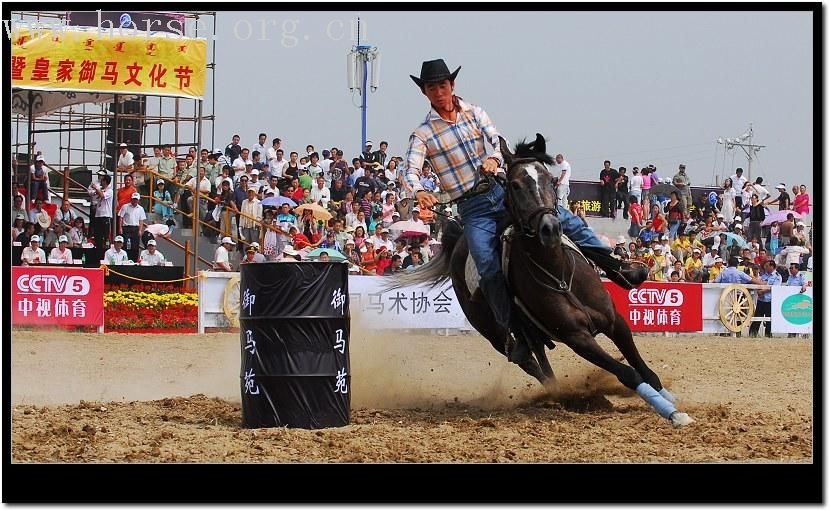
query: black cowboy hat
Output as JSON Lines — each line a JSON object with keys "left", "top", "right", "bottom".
{"left": 410, "top": 59, "right": 461, "bottom": 87}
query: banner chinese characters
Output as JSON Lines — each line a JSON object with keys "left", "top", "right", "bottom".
{"left": 11, "top": 25, "right": 207, "bottom": 99}
{"left": 604, "top": 281, "right": 703, "bottom": 332}
{"left": 12, "top": 267, "right": 104, "bottom": 326}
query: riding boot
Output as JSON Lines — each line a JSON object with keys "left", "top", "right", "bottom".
{"left": 581, "top": 247, "right": 648, "bottom": 290}
{"left": 478, "top": 273, "right": 519, "bottom": 361}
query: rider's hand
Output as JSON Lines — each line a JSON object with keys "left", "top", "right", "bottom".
{"left": 415, "top": 190, "right": 437, "bottom": 210}
{"left": 481, "top": 157, "right": 500, "bottom": 175}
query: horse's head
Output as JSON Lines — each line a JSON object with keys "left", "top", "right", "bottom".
{"left": 499, "top": 133, "right": 561, "bottom": 248}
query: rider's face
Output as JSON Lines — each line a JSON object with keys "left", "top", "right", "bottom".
{"left": 423, "top": 80, "right": 454, "bottom": 112}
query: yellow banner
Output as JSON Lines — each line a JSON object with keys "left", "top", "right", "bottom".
{"left": 11, "top": 26, "right": 206, "bottom": 99}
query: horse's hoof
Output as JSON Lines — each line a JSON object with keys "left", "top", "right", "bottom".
{"left": 670, "top": 412, "right": 694, "bottom": 428}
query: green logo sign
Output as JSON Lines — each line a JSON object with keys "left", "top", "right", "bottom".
{"left": 781, "top": 294, "right": 813, "bottom": 325}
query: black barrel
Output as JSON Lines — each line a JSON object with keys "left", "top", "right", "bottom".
{"left": 239, "top": 262, "right": 350, "bottom": 429}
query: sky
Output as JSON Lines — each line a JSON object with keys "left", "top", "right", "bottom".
{"left": 8, "top": 7, "right": 815, "bottom": 190}
{"left": 195, "top": 8, "right": 813, "bottom": 189}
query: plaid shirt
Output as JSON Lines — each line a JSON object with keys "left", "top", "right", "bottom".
{"left": 403, "top": 97, "right": 503, "bottom": 200}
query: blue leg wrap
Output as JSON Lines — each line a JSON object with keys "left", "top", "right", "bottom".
{"left": 636, "top": 382, "right": 677, "bottom": 419}
{"left": 659, "top": 387, "right": 677, "bottom": 404}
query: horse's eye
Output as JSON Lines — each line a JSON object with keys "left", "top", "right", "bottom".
{"left": 510, "top": 182, "right": 521, "bottom": 191}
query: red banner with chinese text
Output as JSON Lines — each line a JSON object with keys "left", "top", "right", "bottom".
{"left": 603, "top": 281, "right": 703, "bottom": 332}
{"left": 12, "top": 267, "right": 104, "bottom": 326}
{"left": 11, "top": 25, "right": 206, "bottom": 98}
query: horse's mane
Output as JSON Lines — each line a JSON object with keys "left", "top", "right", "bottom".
{"left": 513, "top": 133, "right": 554, "bottom": 166}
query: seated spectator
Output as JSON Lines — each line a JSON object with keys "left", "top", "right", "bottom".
{"left": 12, "top": 214, "right": 26, "bottom": 242}
{"left": 247, "top": 242, "right": 267, "bottom": 263}
{"left": 213, "top": 237, "right": 236, "bottom": 271}
{"left": 318, "top": 251, "right": 330, "bottom": 262}
{"left": 139, "top": 239, "right": 166, "bottom": 266}
{"left": 383, "top": 254, "right": 404, "bottom": 275}
{"left": 374, "top": 247, "right": 392, "bottom": 275}
{"left": 16, "top": 221, "right": 36, "bottom": 246}
{"left": 405, "top": 250, "right": 424, "bottom": 271}
{"left": 669, "top": 270, "right": 683, "bottom": 283}
{"left": 342, "top": 239, "right": 361, "bottom": 266}
{"left": 278, "top": 245, "right": 302, "bottom": 262}
{"left": 49, "top": 235, "right": 74, "bottom": 264}
{"left": 104, "top": 236, "right": 131, "bottom": 265}
{"left": 359, "top": 240, "right": 377, "bottom": 273}
{"left": 21, "top": 235, "right": 46, "bottom": 265}
{"left": 708, "top": 257, "right": 725, "bottom": 281}
{"left": 69, "top": 217, "right": 88, "bottom": 247}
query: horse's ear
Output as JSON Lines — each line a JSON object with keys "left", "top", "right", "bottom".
{"left": 499, "top": 136, "right": 513, "bottom": 166}
{"left": 534, "top": 133, "right": 546, "bottom": 155}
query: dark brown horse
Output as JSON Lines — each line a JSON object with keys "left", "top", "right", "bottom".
{"left": 390, "top": 135, "right": 693, "bottom": 427}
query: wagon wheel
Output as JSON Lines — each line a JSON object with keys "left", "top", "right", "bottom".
{"left": 222, "top": 276, "right": 241, "bottom": 328}
{"left": 718, "top": 284, "right": 755, "bottom": 333}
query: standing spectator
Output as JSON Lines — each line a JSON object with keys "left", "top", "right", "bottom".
{"left": 552, "top": 153, "right": 571, "bottom": 209}
{"left": 118, "top": 192, "right": 146, "bottom": 262}
{"left": 628, "top": 196, "right": 644, "bottom": 240}
{"left": 672, "top": 164, "right": 692, "bottom": 214}
{"left": 616, "top": 167, "right": 629, "bottom": 219}
{"left": 30, "top": 155, "right": 50, "bottom": 202}
{"left": 665, "top": 191, "right": 685, "bottom": 239}
{"left": 116, "top": 173, "right": 138, "bottom": 212}
{"left": 115, "top": 143, "right": 135, "bottom": 176}
{"left": 157, "top": 145, "right": 177, "bottom": 179}
{"left": 779, "top": 212, "right": 795, "bottom": 247}
{"left": 90, "top": 174, "right": 113, "bottom": 261}
{"left": 599, "top": 160, "right": 617, "bottom": 218}
{"left": 185, "top": 166, "right": 212, "bottom": 224}
{"left": 239, "top": 188, "right": 263, "bottom": 247}
{"left": 225, "top": 134, "right": 242, "bottom": 164}
{"left": 384, "top": 159, "right": 399, "bottom": 184}
{"left": 793, "top": 184, "right": 810, "bottom": 217}
{"left": 311, "top": 176, "right": 331, "bottom": 209}
{"left": 373, "top": 141, "right": 389, "bottom": 168}
{"left": 49, "top": 235, "right": 73, "bottom": 264}
{"left": 739, "top": 181, "right": 754, "bottom": 219}
{"left": 731, "top": 167, "right": 748, "bottom": 210}
{"left": 628, "top": 167, "right": 643, "bottom": 205}
{"left": 749, "top": 260, "right": 782, "bottom": 337}
{"left": 752, "top": 177, "right": 771, "bottom": 203}
{"left": 640, "top": 167, "right": 653, "bottom": 211}
{"left": 152, "top": 180, "right": 174, "bottom": 224}
{"left": 251, "top": 133, "right": 268, "bottom": 163}
{"left": 361, "top": 141, "right": 376, "bottom": 163}
{"left": 268, "top": 144, "right": 288, "bottom": 179}
{"left": 766, "top": 183, "right": 791, "bottom": 211}
{"left": 747, "top": 194, "right": 766, "bottom": 244}
{"left": 719, "top": 178, "right": 736, "bottom": 223}
{"left": 21, "top": 235, "right": 46, "bottom": 265}
{"left": 12, "top": 194, "right": 27, "bottom": 222}
{"left": 768, "top": 221, "right": 781, "bottom": 255}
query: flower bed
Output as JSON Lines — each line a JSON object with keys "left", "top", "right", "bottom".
{"left": 104, "top": 289, "right": 198, "bottom": 332}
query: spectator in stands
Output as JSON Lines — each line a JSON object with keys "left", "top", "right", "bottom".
{"left": 30, "top": 155, "right": 50, "bottom": 202}
{"left": 684, "top": 247, "right": 703, "bottom": 276}
{"left": 214, "top": 237, "right": 236, "bottom": 271}
{"left": 185, "top": 166, "right": 212, "bottom": 223}
{"left": 708, "top": 257, "right": 725, "bottom": 282}
{"left": 343, "top": 239, "right": 361, "bottom": 267}
{"left": 239, "top": 188, "right": 263, "bottom": 248}
{"left": 779, "top": 238, "right": 810, "bottom": 268}
{"left": 311, "top": 176, "right": 331, "bottom": 209}
{"left": 278, "top": 245, "right": 301, "bottom": 262}
{"left": 28, "top": 197, "right": 46, "bottom": 224}
{"left": 21, "top": 234, "right": 46, "bottom": 265}
{"left": 16, "top": 221, "right": 35, "bottom": 247}
{"left": 405, "top": 250, "right": 423, "bottom": 271}
{"left": 665, "top": 191, "right": 684, "bottom": 239}
{"left": 352, "top": 225, "right": 367, "bottom": 250}
{"left": 747, "top": 194, "right": 766, "bottom": 243}
{"left": 118, "top": 192, "right": 147, "bottom": 262}
{"left": 54, "top": 199, "right": 75, "bottom": 231}
{"left": 242, "top": 244, "right": 261, "bottom": 264}
{"left": 793, "top": 184, "right": 810, "bottom": 217}
{"left": 359, "top": 239, "right": 377, "bottom": 273}
{"left": 785, "top": 261, "right": 808, "bottom": 294}
{"left": 69, "top": 217, "right": 87, "bottom": 247}
{"left": 104, "top": 236, "right": 130, "bottom": 265}
{"left": 384, "top": 254, "right": 404, "bottom": 275}
{"left": 49, "top": 235, "right": 73, "bottom": 264}
{"left": 152, "top": 180, "right": 175, "bottom": 224}
{"left": 139, "top": 239, "right": 166, "bottom": 266}
{"left": 791, "top": 221, "right": 809, "bottom": 246}
{"left": 318, "top": 251, "right": 331, "bottom": 263}
{"left": 40, "top": 222, "right": 62, "bottom": 250}
{"left": 319, "top": 231, "right": 342, "bottom": 252}
{"left": 12, "top": 214, "right": 26, "bottom": 242}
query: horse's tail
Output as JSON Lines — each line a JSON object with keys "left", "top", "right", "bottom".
{"left": 381, "top": 218, "right": 463, "bottom": 291}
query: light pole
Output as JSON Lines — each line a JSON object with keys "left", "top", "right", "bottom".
{"left": 717, "top": 123, "right": 765, "bottom": 181}
{"left": 346, "top": 17, "right": 381, "bottom": 154}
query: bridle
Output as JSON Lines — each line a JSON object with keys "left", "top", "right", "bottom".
{"left": 503, "top": 159, "right": 559, "bottom": 238}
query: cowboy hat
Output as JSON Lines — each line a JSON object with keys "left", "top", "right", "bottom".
{"left": 410, "top": 59, "right": 461, "bottom": 87}
{"left": 282, "top": 245, "right": 299, "bottom": 256}
{"left": 36, "top": 210, "right": 51, "bottom": 229}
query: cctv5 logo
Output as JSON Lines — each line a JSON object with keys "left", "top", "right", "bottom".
{"left": 627, "top": 288, "right": 684, "bottom": 306}
{"left": 16, "top": 274, "right": 90, "bottom": 295}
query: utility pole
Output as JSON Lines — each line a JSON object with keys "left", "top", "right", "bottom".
{"left": 346, "top": 17, "right": 381, "bottom": 153}
{"left": 717, "top": 123, "right": 765, "bottom": 181}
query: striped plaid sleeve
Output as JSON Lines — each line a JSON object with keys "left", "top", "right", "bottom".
{"left": 473, "top": 104, "right": 503, "bottom": 165}
{"left": 403, "top": 131, "right": 427, "bottom": 195}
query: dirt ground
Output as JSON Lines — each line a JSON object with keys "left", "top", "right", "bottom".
{"left": 11, "top": 326, "right": 813, "bottom": 463}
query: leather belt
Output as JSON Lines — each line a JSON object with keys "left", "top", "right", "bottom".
{"left": 455, "top": 177, "right": 494, "bottom": 205}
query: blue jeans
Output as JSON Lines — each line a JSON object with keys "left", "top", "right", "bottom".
{"left": 457, "top": 182, "right": 609, "bottom": 280}
{"left": 669, "top": 220, "right": 680, "bottom": 239}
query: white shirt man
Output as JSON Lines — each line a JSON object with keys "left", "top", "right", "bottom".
{"left": 310, "top": 178, "right": 331, "bottom": 208}
{"left": 263, "top": 177, "right": 280, "bottom": 198}
{"left": 21, "top": 236, "right": 46, "bottom": 265}
{"left": 268, "top": 149, "right": 287, "bottom": 178}
{"left": 702, "top": 248, "right": 719, "bottom": 268}
{"left": 251, "top": 134, "right": 268, "bottom": 165}
{"left": 116, "top": 143, "right": 135, "bottom": 173}
{"left": 372, "top": 229, "right": 395, "bottom": 252}
{"left": 104, "top": 237, "right": 130, "bottom": 265}
{"left": 731, "top": 170, "right": 748, "bottom": 196}
{"left": 139, "top": 240, "right": 166, "bottom": 265}
{"left": 49, "top": 236, "right": 74, "bottom": 264}
{"left": 551, "top": 153, "right": 571, "bottom": 208}
{"left": 214, "top": 237, "right": 235, "bottom": 271}
{"left": 320, "top": 153, "right": 334, "bottom": 185}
